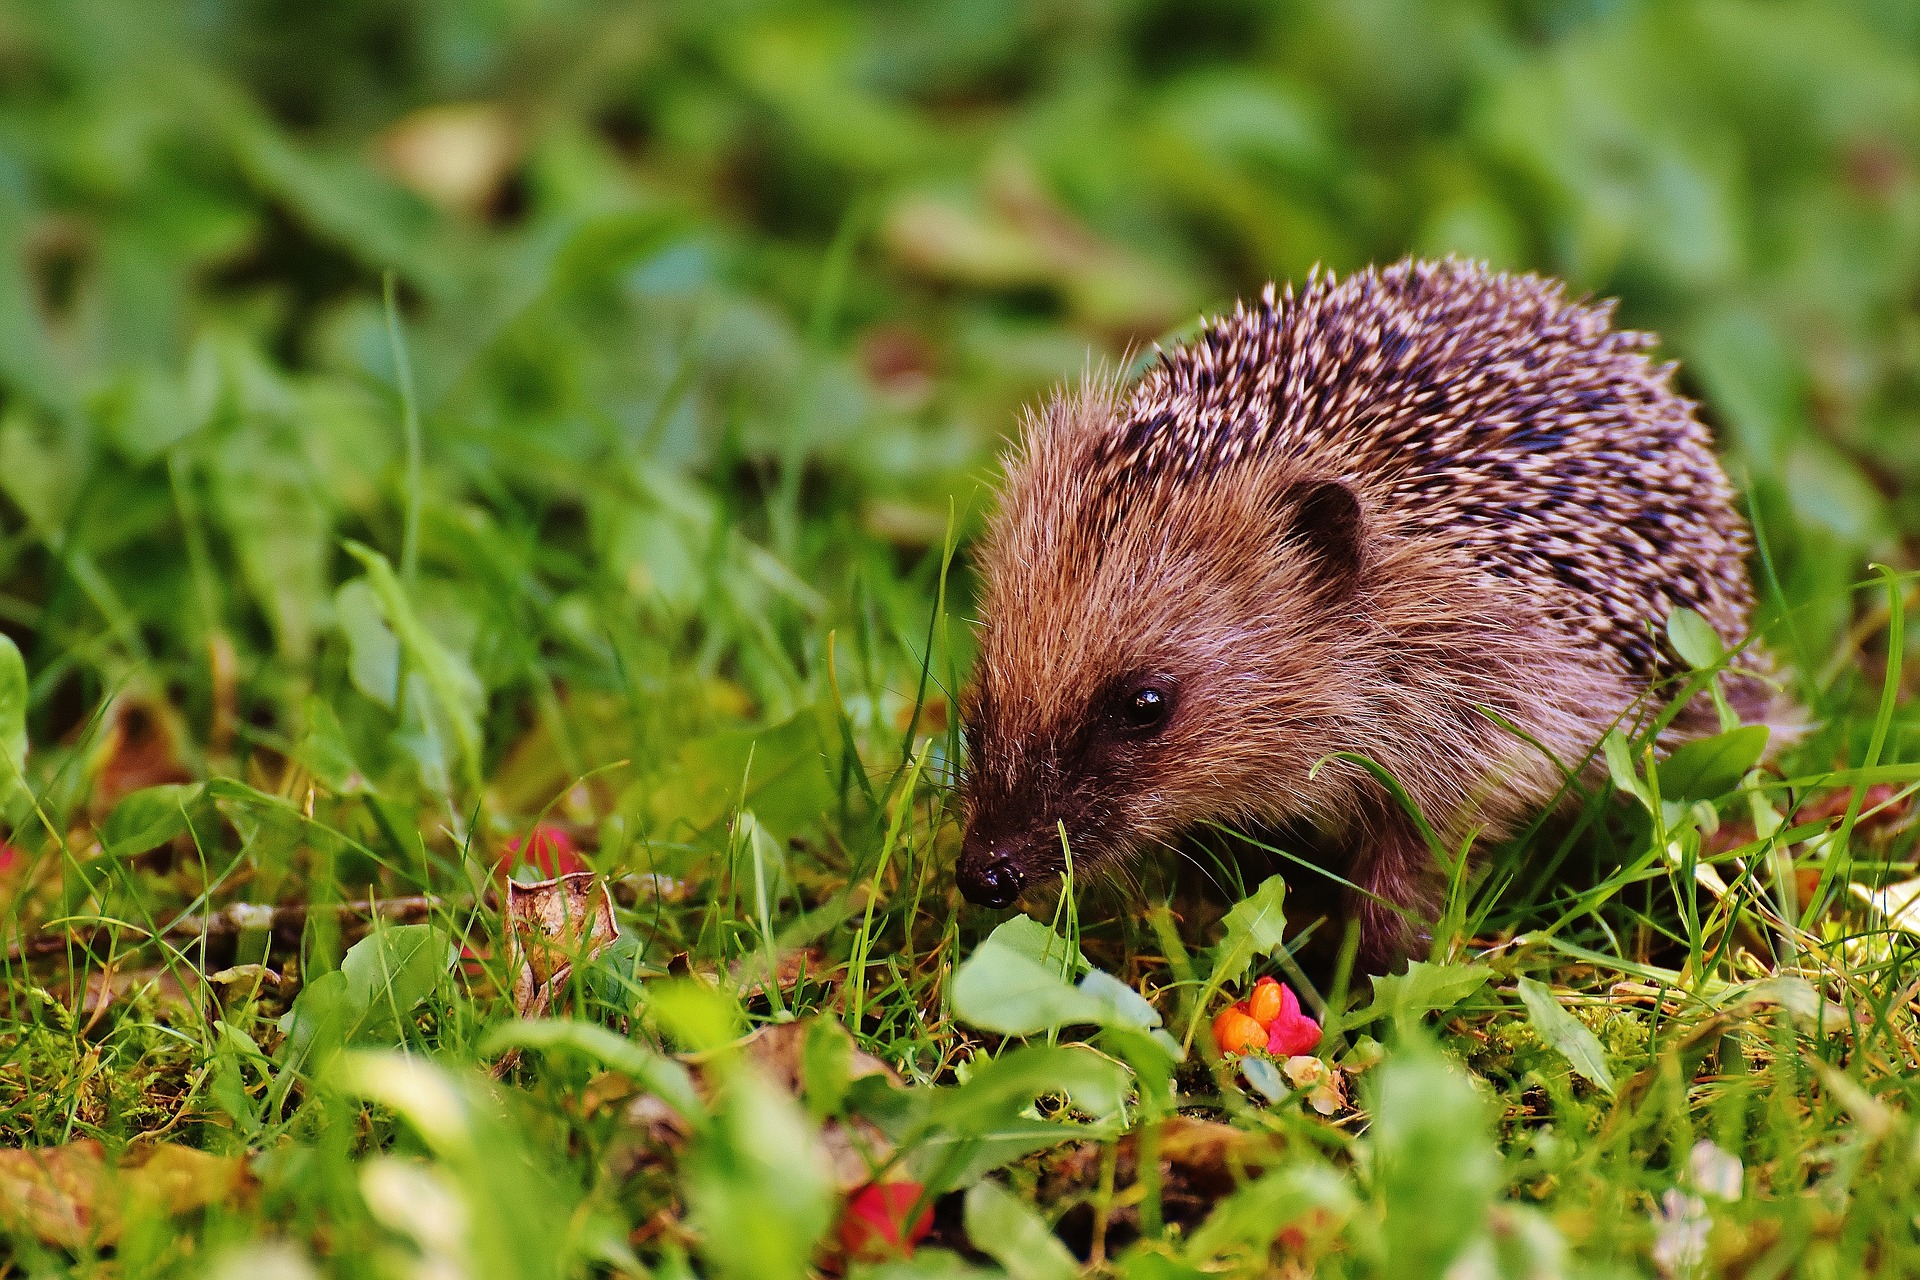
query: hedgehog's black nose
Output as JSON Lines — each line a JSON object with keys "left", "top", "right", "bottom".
{"left": 958, "top": 848, "right": 1025, "bottom": 908}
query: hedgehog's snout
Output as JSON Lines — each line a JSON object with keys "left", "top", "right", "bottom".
{"left": 956, "top": 834, "right": 1027, "bottom": 908}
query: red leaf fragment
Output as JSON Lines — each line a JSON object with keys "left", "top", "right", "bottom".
{"left": 838, "top": 1180, "right": 933, "bottom": 1260}
{"left": 501, "top": 824, "right": 587, "bottom": 879}
{"left": 1264, "top": 981, "right": 1322, "bottom": 1058}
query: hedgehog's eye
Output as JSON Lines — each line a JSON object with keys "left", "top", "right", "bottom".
{"left": 1114, "top": 681, "right": 1176, "bottom": 735}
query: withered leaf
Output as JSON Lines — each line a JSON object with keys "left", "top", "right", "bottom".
{"left": 505, "top": 870, "right": 618, "bottom": 1019}
{"left": 0, "top": 1140, "right": 248, "bottom": 1249}
{"left": 1283, "top": 1055, "right": 1347, "bottom": 1116}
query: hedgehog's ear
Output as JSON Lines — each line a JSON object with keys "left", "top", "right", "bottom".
{"left": 1278, "top": 479, "right": 1364, "bottom": 598}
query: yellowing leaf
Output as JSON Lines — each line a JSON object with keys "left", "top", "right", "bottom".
{"left": 0, "top": 1140, "right": 247, "bottom": 1250}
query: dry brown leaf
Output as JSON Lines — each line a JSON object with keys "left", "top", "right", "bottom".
{"left": 610, "top": 1019, "right": 903, "bottom": 1191}
{"left": 742, "top": 1020, "right": 901, "bottom": 1191}
{"left": 505, "top": 871, "right": 618, "bottom": 1019}
{"left": 0, "top": 1140, "right": 105, "bottom": 1249}
{"left": 1282, "top": 1055, "right": 1346, "bottom": 1116}
{"left": 1039, "top": 1117, "right": 1279, "bottom": 1239}
{"left": 0, "top": 1140, "right": 247, "bottom": 1249}
{"left": 87, "top": 696, "right": 192, "bottom": 820}
{"left": 729, "top": 945, "right": 839, "bottom": 1006}
{"left": 736, "top": 1019, "right": 895, "bottom": 1094}
{"left": 1707, "top": 782, "right": 1914, "bottom": 858}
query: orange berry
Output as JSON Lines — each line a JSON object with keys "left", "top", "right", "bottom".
{"left": 1246, "top": 977, "right": 1284, "bottom": 1027}
{"left": 1213, "top": 1006, "right": 1266, "bottom": 1055}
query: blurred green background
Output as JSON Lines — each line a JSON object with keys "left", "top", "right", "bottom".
{"left": 0, "top": 0, "right": 1917, "bottom": 829}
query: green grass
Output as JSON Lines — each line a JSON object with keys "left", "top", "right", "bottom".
{"left": 2, "top": 0, "right": 1920, "bottom": 1276}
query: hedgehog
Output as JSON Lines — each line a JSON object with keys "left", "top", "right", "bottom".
{"left": 955, "top": 257, "right": 1773, "bottom": 969}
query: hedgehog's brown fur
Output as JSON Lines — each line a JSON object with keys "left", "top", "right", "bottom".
{"left": 956, "top": 257, "right": 1768, "bottom": 969}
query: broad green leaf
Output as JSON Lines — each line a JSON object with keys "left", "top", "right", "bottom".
{"left": 951, "top": 942, "right": 1109, "bottom": 1034}
{"left": 646, "top": 978, "right": 744, "bottom": 1053}
{"left": 844, "top": 1054, "right": 1114, "bottom": 1192}
{"left": 1667, "top": 607, "right": 1727, "bottom": 670}
{"left": 335, "top": 578, "right": 402, "bottom": 710}
{"left": 331, "top": 1050, "right": 576, "bottom": 1274}
{"left": 341, "top": 923, "right": 456, "bottom": 1039}
{"left": 103, "top": 365, "right": 203, "bottom": 463}
{"left": 1685, "top": 301, "right": 1800, "bottom": 463}
{"left": 1514, "top": 977, "right": 1616, "bottom": 1095}
{"left": 1602, "top": 730, "right": 1647, "bottom": 806}
{"left": 909, "top": 1116, "right": 1096, "bottom": 1197}
{"left": 342, "top": 543, "right": 485, "bottom": 792}
{"left": 685, "top": 1067, "right": 833, "bottom": 1280}
{"left": 963, "top": 1181, "right": 1080, "bottom": 1280}
{"left": 1096, "top": 1024, "right": 1178, "bottom": 1116}
{"left": 952, "top": 918, "right": 1153, "bottom": 1037}
{"left": 277, "top": 969, "right": 358, "bottom": 1072}
{"left": 927, "top": 1045, "right": 1131, "bottom": 1135}
{"left": 1205, "top": 875, "right": 1288, "bottom": 990}
{"left": 1354, "top": 961, "right": 1494, "bottom": 1025}
{"left": 800, "top": 1017, "right": 856, "bottom": 1121}
{"left": 982, "top": 913, "right": 1089, "bottom": 977}
{"left": 329, "top": 1051, "right": 474, "bottom": 1157}
{"left": 202, "top": 778, "right": 301, "bottom": 810}
{"left": 1370, "top": 1043, "right": 1499, "bottom": 1276}
{"left": 223, "top": 110, "right": 446, "bottom": 292}
{"left": 278, "top": 924, "right": 454, "bottom": 1062}
{"left": 1657, "top": 725, "right": 1769, "bottom": 802}
{"left": 0, "top": 412, "right": 83, "bottom": 535}
{"left": 1076, "top": 969, "right": 1162, "bottom": 1031}
{"left": 0, "top": 633, "right": 27, "bottom": 818}
{"left": 646, "top": 706, "right": 842, "bottom": 839}
{"left": 212, "top": 426, "right": 330, "bottom": 663}
{"left": 1239, "top": 1055, "right": 1287, "bottom": 1105}
{"left": 1469, "top": 1205, "right": 1571, "bottom": 1278}
{"left": 99, "top": 784, "right": 205, "bottom": 858}
{"left": 296, "top": 694, "right": 366, "bottom": 794}
{"left": 209, "top": 1025, "right": 267, "bottom": 1133}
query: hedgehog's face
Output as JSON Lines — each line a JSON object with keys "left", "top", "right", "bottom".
{"left": 956, "top": 390, "right": 1367, "bottom": 907}
{"left": 957, "top": 663, "right": 1193, "bottom": 906}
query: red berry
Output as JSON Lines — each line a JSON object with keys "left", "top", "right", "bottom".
{"left": 839, "top": 1181, "right": 934, "bottom": 1259}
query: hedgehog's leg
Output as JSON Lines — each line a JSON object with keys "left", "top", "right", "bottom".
{"left": 1343, "top": 806, "right": 1444, "bottom": 973}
